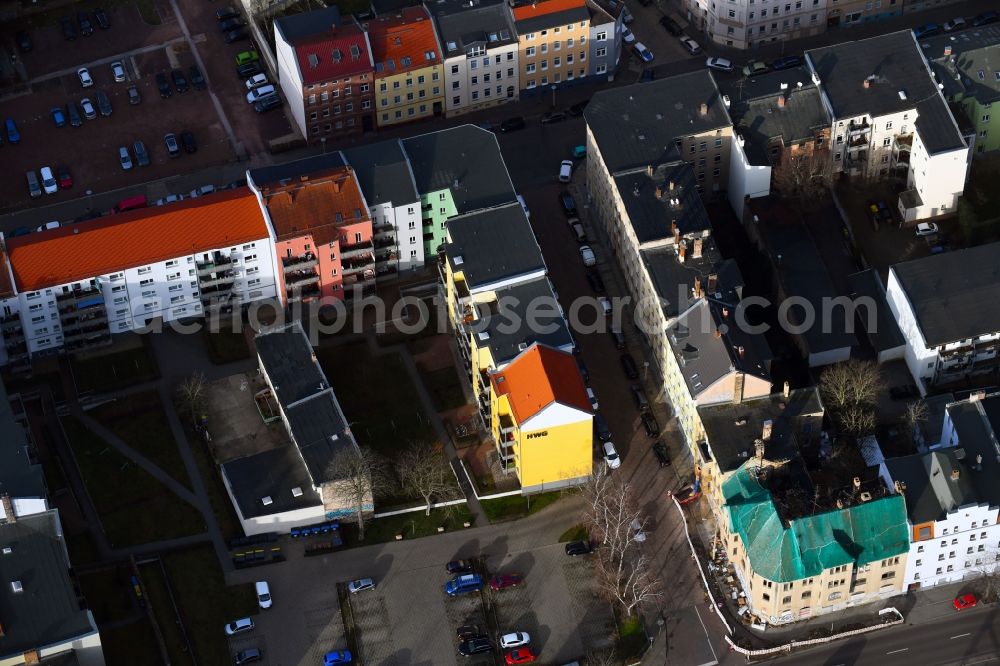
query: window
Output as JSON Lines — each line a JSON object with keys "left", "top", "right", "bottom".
{"left": 453, "top": 95, "right": 461, "bottom": 105}
{"left": 526, "top": 46, "right": 536, "bottom": 57}
{"left": 138, "top": 266, "right": 151, "bottom": 275}
{"left": 984, "top": 114, "right": 992, "bottom": 122}
{"left": 597, "top": 31, "right": 607, "bottom": 40}
{"left": 883, "top": 137, "right": 892, "bottom": 147}
{"left": 801, "top": 590, "right": 811, "bottom": 599}
{"left": 762, "top": 593, "right": 770, "bottom": 601}
{"left": 596, "top": 47, "right": 607, "bottom": 57}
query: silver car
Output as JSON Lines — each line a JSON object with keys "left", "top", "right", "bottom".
{"left": 119, "top": 146, "right": 133, "bottom": 170}
{"left": 348, "top": 578, "right": 376, "bottom": 594}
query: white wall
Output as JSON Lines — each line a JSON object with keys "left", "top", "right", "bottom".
{"left": 885, "top": 267, "right": 936, "bottom": 395}
{"left": 727, "top": 136, "right": 771, "bottom": 220}
{"left": 907, "top": 138, "right": 971, "bottom": 220}
{"left": 9, "top": 497, "right": 48, "bottom": 518}
{"left": 372, "top": 200, "right": 424, "bottom": 273}
{"left": 902, "top": 504, "right": 1000, "bottom": 588}
{"left": 444, "top": 42, "right": 520, "bottom": 117}
{"left": 274, "top": 29, "right": 307, "bottom": 137}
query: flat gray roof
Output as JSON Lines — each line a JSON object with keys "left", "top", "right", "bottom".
{"left": 445, "top": 203, "right": 545, "bottom": 290}
{"left": 847, "top": 269, "right": 905, "bottom": 353}
{"left": 427, "top": 0, "right": 518, "bottom": 54}
{"left": 471, "top": 277, "right": 573, "bottom": 366}
{"left": 886, "top": 449, "right": 976, "bottom": 524}
{"left": 613, "top": 162, "right": 711, "bottom": 245}
{"left": 342, "top": 139, "right": 419, "bottom": 206}
{"left": 0, "top": 379, "right": 45, "bottom": 501}
{"left": 221, "top": 445, "right": 323, "bottom": 520}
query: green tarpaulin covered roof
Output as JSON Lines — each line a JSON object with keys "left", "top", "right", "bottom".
{"left": 724, "top": 467, "right": 910, "bottom": 582}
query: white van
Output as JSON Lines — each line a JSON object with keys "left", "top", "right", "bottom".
{"left": 255, "top": 581, "right": 272, "bottom": 609}
{"left": 39, "top": 166, "right": 58, "bottom": 194}
{"left": 246, "top": 85, "right": 276, "bottom": 104}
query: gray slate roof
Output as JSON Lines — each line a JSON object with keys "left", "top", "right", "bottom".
{"left": 341, "top": 140, "right": 419, "bottom": 205}
{"left": 948, "top": 395, "right": 1000, "bottom": 510}
{"left": 255, "top": 323, "right": 360, "bottom": 485}
{"left": 0, "top": 511, "right": 97, "bottom": 658}
{"left": 0, "top": 379, "right": 45, "bottom": 502}
{"left": 890, "top": 242, "right": 1000, "bottom": 347}
{"left": 613, "top": 162, "right": 711, "bottom": 245}
{"left": 403, "top": 125, "right": 517, "bottom": 213}
{"left": 426, "top": 0, "right": 518, "bottom": 55}
{"left": 640, "top": 238, "right": 740, "bottom": 319}
{"left": 921, "top": 25, "right": 1000, "bottom": 105}
{"left": 221, "top": 445, "right": 323, "bottom": 520}
{"left": 699, "top": 388, "right": 823, "bottom": 473}
{"left": 885, "top": 449, "right": 976, "bottom": 524}
{"left": 471, "top": 278, "right": 573, "bottom": 366}
{"left": 275, "top": 6, "right": 343, "bottom": 43}
{"left": 847, "top": 269, "right": 906, "bottom": 354}
{"left": 248, "top": 153, "right": 347, "bottom": 189}
{"left": 806, "top": 30, "right": 966, "bottom": 154}
{"left": 445, "top": 203, "right": 546, "bottom": 290}
{"left": 585, "top": 70, "right": 732, "bottom": 174}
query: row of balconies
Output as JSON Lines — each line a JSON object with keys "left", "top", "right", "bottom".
{"left": 285, "top": 270, "right": 321, "bottom": 288}
{"left": 282, "top": 253, "right": 317, "bottom": 272}
{"left": 340, "top": 241, "right": 374, "bottom": 259}
{"left": 287, "top": 283, "right": 321, "bottom": 303}
{"left": 199, "top": 270, "right": 236, "bottom": 289}
{"left": 56, "top": 286, "right": 102, "bottom": 306}
{"left": 197, "top": 253, "right": 233, "bottom": 275}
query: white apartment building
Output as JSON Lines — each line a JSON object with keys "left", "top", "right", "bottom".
{"left": 806, "top": 31, "right": 972, "bottom": 222}
{"left": 0, "top": 191, "right": 277, "bottom": 366}
{"left": 885, "top": 242, "right": 1000, "bottom": 395}
{"left": 681, "top": 0, "right": 827, "bottom": 49}
{"left": 883, "top": 392, "right": 1000, "bottom": 589}
{"left": 426, "top": 0, "right": 520, "bottom": 116}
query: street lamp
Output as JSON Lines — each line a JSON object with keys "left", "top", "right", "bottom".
{"left": 320, "top": 137, "right": 327, "bottom": 155}
{"left": 85, "top": 189, "right": 93, "bottom": 211}
{"left": 550, "top": 84, "right": 557, "bottom": 108}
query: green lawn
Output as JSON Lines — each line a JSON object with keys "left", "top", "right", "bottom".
{"left": 99, "top": 619, "right": 163, "bottom": 666}
{"left": 480, "top": 491, "right": 563, "bottom": 523}
{"left": 420, "top": 365, "right": 467, "bottom": 412}
{"left": 61, "top": 416, "right": 205, "bottom": 548}
{"left": 344, "top": 505, "right": 473, "bottom": 545}
{"left": 558, "top": 523, "right": 589, "bottom": 543}
{"left": 78, "top": 566, "right": 138, "bottom": 624}
{"left": 71, "top": 343, "right": 159, "bottom": 394}
{"left": 140, "top": 561, "right": 192, "bottom": 665}
{"left": 315, "top": 341, "right": 437, "bottom": 457}
{"left": 163, "top": 545, "right": 257, "bottom": 666}
{"left": 617, "top": 612, "right": 648, "bottom": 659}
{"left": 203, "top": 327, "right": 250, "bottom": 365}
{"left": 89, "top": 390, "right": 192, "bottom": 489}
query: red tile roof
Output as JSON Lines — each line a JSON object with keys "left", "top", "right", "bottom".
{"left": 491, "top": 343, "right": 590, "bottom": 424}
{"left": 293, "top": 25, "right": 374, "bottom": 85}
{"left": 512, "top": 0, "right": 586, "bottom": 22}
{"left": 367, "top": 8, "right": 442, "bottom": 77}
{"left": 263, "top": 167, "right": 370, "bottom": 247}
{"left": 5, "top": 190, "right": 269, "bottom": 293}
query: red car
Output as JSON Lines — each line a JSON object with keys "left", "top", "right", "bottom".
{"left": 57, "top": 164, "right": 73, "bottom": 189}
{"left": 954, "top": 593, "right": 977, "bottom": 610}
{"left": 505, "top": 648, "right": 536, "bottom": 664}
{"left": 490, "top": 574, "right": 523, "bottom": 591}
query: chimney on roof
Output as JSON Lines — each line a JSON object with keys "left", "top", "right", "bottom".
{"left": 863, "top": 78, "right": 871, "bottom": 89}
{"left": 678, "top": 242, "right": 687, "bottom": 263}
{"left": 693, "top": 276, "right": 703, "bottom": 299}
{"left": 722, "top": 307, "right": 729, "bottom": 318}
{"left": 783, "top": 381, "right": 790, "bottom": 398}
{"left": 646, "top": 164, "right": 654, "bottom": 177}
{"left": 853, "top": 476, "right": 861, "bottom": 489}
{"left": 669, "top": 180, "right": 676, "bottom": 191}
{"left": 777, "top": 95, "right": 786, "bottom": 108}
{"left": 671, "top": 221, "right": 679, "bottom": 241}
{"left": 692, "top": 238, "right": 703, "bottom": 259}
{"left": 707, "top": 273, "right": 717, "bottom": 294}
{"left": 699, "top": 102, "right": 708, "bottom": 115}
{"left": 970, "top": 391, "right": 986, "bottom": 402}
{"left": 951, "top": 468, "right": 961, "bottom": 481}
{"left": 737, "top": 345, "right": 745, "bottom": 358}
{"left": 894, "top": 479, "right": 906, "bottom": 494}
{"left": 762, "top": 419, "right": 773, "bottom": 441}
{"left": 655, "top": 185, "right": 663, "bottom": 199}
{"left": 944, "top": 45, "right": 952, "bottom": 56}
{"left": 754, "top": 437, "right": 765, "bottom": 460}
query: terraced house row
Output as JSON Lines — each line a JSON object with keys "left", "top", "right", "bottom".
{"left": 0, "top": 126, "right": 507, "bottom": 370}
{"left": 273, "top": 0, "right": 624, "bottom": 142}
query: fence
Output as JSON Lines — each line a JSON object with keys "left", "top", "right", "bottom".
{"left": 669, "top": 495, "right": 732, "bottom": 634}
{"left": 724, "top": 608, "right": 904, "bottom": 658}
{"left": 372, "top": 497, "right": 469, "bottom": 519}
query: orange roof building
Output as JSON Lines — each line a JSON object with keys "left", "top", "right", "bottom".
{"left": 491, "top": 342, "right": 591, "bottom": 425}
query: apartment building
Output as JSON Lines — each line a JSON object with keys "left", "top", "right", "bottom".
{"left": 885, "top": 242, "right": 1000, "bottom": 395}
{"left": 252, "top": 166, "right": 375, "bottom": 304}
{"left": 426, "top": 0, "right": 520, "bottom": 116}
{"left": 826, "top": 0, "right": 901, "bottom": 28}
{"left": 681, "top": 0, "right": 827, "bottom": 49}
{"left": 585, "top": 0, "right": 619, "bottom": 80}
{"left": 512, "top": 0, "right": 592, "bottom": 95}
{"left": 921, "top": 26, "right": 1000, "bottom": 155}
{"left": 274, "top": 7, "right": 376, "bottom": 142}
{"left": 367, "top": 7, "right": 445, "bottom": 127}
{"left": 488, "top": 343, "right": 593, "bottom": 492}
{"left": 806, "top": 31, "right": 972, "bottom": 222}
{"left": 221, "top": 322, "right": 367, "bottom": 535}
{"left": 0, "top": 191, "right": 277, "bottom": 366}
{"left": 883, "top": 392, "right": 1000, "bottom": 589}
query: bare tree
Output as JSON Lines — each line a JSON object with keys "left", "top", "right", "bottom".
{"left": 838, "top": 405, "right": 877, "bottom": 436}
{"left": 771, "top": 140, "right": 832, "bottom": 210}
{"left": 395, "top": 442, "right": 457, "bottom": 516}
{"left": 597, "top": 551, "right": 662, "bottom": 617}
{"left": 583, "top": 648, "right": 618, "bottom": 666}
{"left": 325, "top": 446, "right": 395, "bottom": 540}
{"left": 902, "top": 400, "right": 929, "bottom": 436}
{"left": 819, "top": 360, "right": 884, "bottom": 435}
{"left": 177, "top": 372, "right": 208, "bottom": 428}
{"left": 973, "top": 546, "right": 1000, "bottom": 603}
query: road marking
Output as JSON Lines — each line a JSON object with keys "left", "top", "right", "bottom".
{"left": 951, "top": 632, "right": 971, "bottom": 639}
{"left": 886, "top": 648, "right": 909, "bottom": 655}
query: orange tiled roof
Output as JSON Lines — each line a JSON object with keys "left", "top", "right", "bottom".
{"left": 0, "top": 248, "right": 14, "bottom": 299}
{"left": 491, "top": 343, "right": 590, "bottom": 424}
{"left": 264, "top": 166, "right": 370, "bottom": 247}
{"left": 5, "top": 190, "right": 269, "bottom": 293}
{"left": 367, "top": 8, "right": 442, "bottom": 77}
{"left": 512, "top": 0, "right": 586, "bottom": 22}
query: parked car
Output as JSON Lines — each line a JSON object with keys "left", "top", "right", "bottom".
{"left": 133, "top": 139, "right": 150, "bottom": 166}
{"left": 127, "top": 84, "right": 141, "bottom": 105}
{"left": 586, "top": 387, "right": 599, "bottom": 411}
{"left": 236, "top": 50, "right": 259, "bottom": 66}
{"left": 633, "top": 42, "right": 654, "bottom": 63}
{"left": 95, "top": 89, "right": 112, "bottom": 116}
{"left": 57, "top": 165, "right": 72, "bottom": 189}
{"left": 111, "top": 61, "right": 126, "bottom": 82}
{"left": 224, "top": 617, "right": 254, "bottom": 636}
{"left": 94, "top": 7, "right": 110, "bottom": 29}
{"left": 659, "top": 15, "right": 682, "bottom": 35}
{"left": 500, "top": 632, "right": 530, "bottom": 649}
{"left": 972, "top": 11, "right": 999, "bottom": 26}
{"left": 579, "top": 245, "right": 596, "bottom": 266}
{"left": 456, "top": 625, "right": 482, "bottom": 639}
{"left": 742, "top": 60, "right": 768, "bottom": 76}
{"left": 80, "top": 98, "right": 97, "bottom": 120}
{"left": 118, "top": 146, "right": 133, "bottom": 170}
{"left": 500, "top": 116, "right": 526, "bottom": 132}
{"left": 571, "top": 216, "right": 589, "bottom": 239}
{"left": 237, "top": 62, "right": 263, "bottom": 80}
{"left": 323, "top": 650, "right": 352, "bottom": 664}
{"left": 602, "top": 441, "right": 621, "bottom": 469}
{"left": 586, "top": 270, "right": 605, "bottom": 294}
{"left": 541, "top": 110, "right": 567, "bottom": 124}
{"left": 164, "top": 132, "right": 180, "bottom": 157}
{"left": 36, "top": 220, "right": 60, "bottom": 231}
{"left": 565, "top": 540, "right": 593, "bottom": 556}
{"left": 181, "top": 131, "right": 197, "bottom": 153}
{"left": 560, "top": 191, "right": 577, "bottom": 216}
{"left": 559, "top": 159, "right": 573, "bottom": 183}
{"left": 594, "top": 413, "right": 611, "bottom": 442}
{"left": 953, "top": 593, "right": 977, "bottom": 610}
{"left": 156, "top": 72, "right": 172, "bottom": 98}
{"left": 245, "top": 73, "right": 268, "bottom": 89}
{"left": 770, "top": 55, "right": 802, "bottom": 70}
{"left": 226, "top": 27, "right": 250, "bottom": 43}
{"left": 189, "top": 65, "right": 206, "bottom": 90}
{"left": 39, "top": 166, "right": 58, "bottom": 194}
{"left": 610, "top": 328, "right": 625, "bottom": 350}
{"left": 5, "top": 118, "right": 20, "bottom": 143}
{"left": 60, "top": 15, "right": 77, "bottom": 40}
{"left": 255, "top": 581, "right": 272, "bottom": 609}
{"left": 652, "top": 441, "right": 670, "bottom": 467}
{"left": 77, "top": 11, "right": 94, "bottom": 36}
{"left": 247, "top": 85, "right": 276, "bottom": 103}
{"left": 51, "top": 107, "right": 66, "bottom": 127}
{"left": 912, "top": 23, "right": 940, "bottom": 39}
{"left": 458, "top": 637, "right": 492, "bottom": 656}
{"left": 621, "top": 26, "right": 636, "bottom": 44}
{"left": 189, "top": 184, "right": 216, "bottom": 198}
{"left": 446, "top": 559, "right": 474, "bottom": 574}
{"left": 171, "top": 68, "right": 188, "bottom": 93}
{"left": 445, "top": 573, "right": 484, "bottom": 596}
{"left": 154, "top": 194, "right": 185, "bottom": 206}
{"left": 679, "top": 36, "right": 701, "bottom": 55}
{"left": 66, "top": 102, "right": 82, "bottom": 127}
{"left": 16, "top": 30, "right": 32, "bottom": 53}
{"left": 490, "top": 574, "right": 524, "bottom": 591}
{"left": 641, "top": 412, "right": 660, "bottom": 437}
{"left": 631, "top": 384, "right": 649, "bottom": 411}
{"left": 943, "top": 16, "right": 966, "bottom": 31}
{"left": 254, "top": 93, "right": 282, "bottom": 113}
{"left": 705, "top": 57, "right": 733, "bottom": 72}
{"left": 78, "top": 67, "right": 93, "bottom": 87}
{"left": 597, "top": 296, "right": 612, "bottom": 317}
{"left": 347, "top": 578, "right": 376, "bottom": 594}
{"left": 219, "top": 17, "right": 247, "bottom": 32}
{"left": 216, "top": 6, "right": 239, "bottom": 20}
{"left": 234, "top": 648, "right": 262, "bottom": 665}
{"left": 620, "top": 353, "right": 639, "bottom": 379}
{"left": 915, "top": 222, "right": 939, "bottom": 236}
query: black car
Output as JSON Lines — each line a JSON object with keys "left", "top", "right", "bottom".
{"left": 610, "top": 328, "right": 625, "bottom": 350}
{"left": 446, "top": 559, "right": 474, "bottom": 574}
{"left": 659, "top": 15, "right": 683, "bottom": 35}
{"left": 226, "top": 27, "right": 250, "bottom": 43}
{"left": 594, "top": 413, "right": 611, "bottom": 442}
{"left": 254, "top": 93, "right": 282, "bottom": 113}
{"left": 127, "top": 84, "right": 141, "bottom": 105}
{"left": 641, "top": 412, "right": 660, "bottom": 437}
{"left": 156, "top": 72, "right": 172, "bottom": 98}
{"left": 60, "top": 16, "right": 77, "bottom": 40}
{"left": 237, "top": 62, "right": 263, "bottom": 78}
{"left": 652, "top": 441, "right": 670, "bottom": 467}
{"left": 770, "top": 55, "right": 802, "bottom": 70}
{"left": 541, "top": 110, "right": 567, "bottom": 124}
{"left": 565, "top": 540, "right": 593, "bottom": 556}
{"left": 631, "top": 384, "right": 649, "bottom": 411}
{"left": 189, "top": 65, "right": 206, "bottom": 90}
{"left": 458, "top": 637, "right": 492, "bottom": 656}
{"left": 568, "top": 100, "right": 589, "bottom": 116}
{"left": 456, "top": 625, "right": 482, "bottom": 639}
{"left": 889, "top": 384, "right": 920, "bottom": 400}
{"left": 181, "top": 131, "right": 197, "bottom": 153}
{"left": 620, "top": 353, "right": 639, "bottom": 380}
{"left": 66, "top": 102, "right": 82, "bottom": 127}
{"left": 586, "top": 270, "right": 605, "bottom": 294}
{"left": 640, "top": 68, "right": 655, "bottom": 82}
{"left": 499, "top": 116, "right": 526, "bottom": 132}
{"left": 216, "top": 6, "right": 239, "bottom": 20}
{"left": 77, "top": 12, "right": 94, "bottom": 36}
{"left": 560, "top": 192, "right": 577, "bottom": 216}
{"left": 16, "top": 30, "right": 32, "bottom": 53}
{"left": 94, "top": 7, "right": 110, "bottom": 29}
{"left": 219, "top": 17, "right": 246, "bottom": 31}
{"left": 972, "top": 11, "right": 998, "bottom": 26}
{"left": 95, "top": 89, "right": 112, "bottom": 116}
{"left": 171, "top": 68, "right": 188, "bottom": 93}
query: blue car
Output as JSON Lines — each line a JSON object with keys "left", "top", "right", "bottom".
{"left": 51, "top": 107, "right": 66, "bottom": 128}
{"left": 5, "top": 119, "right": 20, "bottom": 144}
{"left": 445, "top": 573, "right": 484, "bottom": 596}
{"left": 324, "top": 650, "right": 352, "bottom": 665}
{"left": 913, "top": 23, "right": 940, "bottom": 39}
{"left": 770, "top": 55, "right": 802, "bottom": 70}
{"left": 633, "top": 42, "right": 654, "bottom": 63}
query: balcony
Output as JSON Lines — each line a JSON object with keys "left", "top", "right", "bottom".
{"left": 375, "top": 250, "right": 397, "bottom": 265}
{"left": 61, "top": 310, "right": 108, "bottom": 331}
{"left": 63, "top": 319, "right": 110, "bottom": 342}
{"left": 197, "top": 253, "right": 233, "bottom": 275}
{"left": 373, "top": 222, "right": 395, "bottom": 233}
{"left": 340, "top": 241, "right": 374, "bottom": 259}
{"left": 285, "top": 270, "right": 320, "bottom": 288}
{"left": 423, "top": 232, "right": 435, "bottom": 242}
{"left": 282, "top": 252, "right": 318, "bottom": 272}
{"left": 342, "top": 256, "right": 375, "bottom": 276}
{"left": 1, "top": 314, "right": 22, "bottom": 333}
{"left": 375, "top": 265, "right": 397, "bottom": 278}
{"left": 200, "top": 284, "right": 234, "bottom": 303}
{"left": 3, "top": 328, "right": 24, "bottom": 345}
{"left": 56, "top": 286, "right": 102, "bottom": 307}
{"left": 848, "top": 134, "right": 869, "bottom": 148}
{"left": 374, "top": 237, "right": 396, "bottom": 250}
{"left": 847, "top": 120, "right": 871, "bottom": 136}
{"left": 287, "top": 283, "right": 321, "bottom": 302}
{"left": 499, "top": 413, "right": 516, "bottom": 434}
{"left": 65, "top": 331, "right": 112, "bottom": 353}
{"left": 422, "top": 218, "right": 434, "bottom": 228}
{"left": 199, "top": 270, "right": 236, "bottom": 289}
{"left": 204, "top": 296, "right": 242, "bottom": 314}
